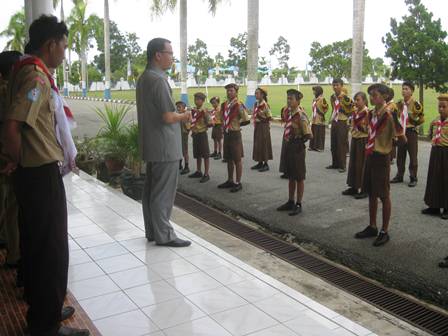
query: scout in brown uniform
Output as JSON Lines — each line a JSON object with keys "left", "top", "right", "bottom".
{"left": 309, "top": 85, "right": 328, "bottom": 152}
{"left": 385, "top": 88, "right": 398, "bottom": 164}
{"left": 343, "top": 92, "right": 369, "bottom": 199}
{"left": 355, "top": 84, "right": 406, "bottom": 247}
{"left": 279, "top": 105, "right": 289, "bottom": 179}
{"left": 277, "top": 89, "right": 312, "bottom": 216}
{"left": 217, "top": 83, "right": 250, "bottom": 192}
{"left": 188, "top": 92, "right": 211, "bottom": 183}
{"left": 176, "top": 101, "right": 190, "bottom": 175}
{"left": 209, "top": 96, "right": 223, "bottom": 160}
{"left": 391, "top": 81, "right": 424, "bottom": 187}
{"left": 251, "top": 87, "right": 273, "bottom": 172}
{"left": 1, "top": 15, "right": 88, "bottom": 336}
{"left": 327, "top": 78, "right": 354, "bottom": 172}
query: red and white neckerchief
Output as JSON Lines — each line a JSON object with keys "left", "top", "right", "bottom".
{"left": 191, "top": 108, "right": 203, "bottom": 129}
{"left": 283, "top": 107, "right": 303, "bottom": 141}
{"left": 433, "top": 118, "right": 448, "bottom": 145}
{"left": 209, "top": 108, "right": 216, "bottom": 123}
{"left": 365, "top": 106, "right": 387, "bottom": 156}
{"left": 252, "top": 101, "right": 265, "bottom": 128}
{"left": 312, "top": 99, "right": 318, "bottom": 120}
{"left": 353, "top": 106, "right": 368, "bottom": 130}
{"left": 223, "top": 99, "right": 236, "bottom": 132}
{"left": 331, "top": 96, "right": 340, "bottom": 122}
{"left": 400, "top": 101, "right": 409, "bottom": 129}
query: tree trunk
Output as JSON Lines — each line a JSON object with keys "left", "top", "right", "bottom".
{"left": 419, "top": 78, "right": 424, "bottom": 135}
{"left": 350, "top": 0, "right": 365, "bottom": 96}
{"left": 104, "top": 0, "right": 111, "bottom": 99}
{"left": 179, "top": 0, "right": 188, "bottom": 104}
{"left": 24, "top": 0, "right": 33, "bottom": 42}
{"left": 246, "top": 0, "right": 259, "bottom": 110}
{"left": 31, "top": 0, "right": 54, "bottom": 20}
{"left": 61, "top": 0, "right": 69, "bottom": 96}
{"left": 81, "top": 50, "right": 87, "bottom": 97}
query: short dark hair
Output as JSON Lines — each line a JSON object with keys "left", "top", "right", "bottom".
{"left": 194, "top": 92, "right": 206, "bottom": 101}
{"left": 354, "top": 91, "right": 368, "bottom": 104}
{"left": 256, "top": 87, "right": 268, "bottom": 102}
{"left": 27, "top": 15, "right": 68, "bottom": 53}
{"left": 287, "top": 89, "right": 303, "bottom": 101}
{"left": 385, "top": 87, "right": 395, "bottom": 102}
{"left": 332, "top": 78, "right": 344, "bottom": 85}
{"left": 367, "top": 83, "right": 389, "bottom": 96}
{"left": 147, "top": 38, "right": 171, "bottom": 62}
{"left": 312, "top": 85, "right": 323, "bottom": 97}
{"left": 402, "top": 81, "right": 415, "bottom": 92}
{"left": 209, "top": 96, "right": 220, "bottom": 104}
{"left": 0, "top": 51, "right": 22, "bottom": 78}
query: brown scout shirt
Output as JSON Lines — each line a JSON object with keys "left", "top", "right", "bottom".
{"left": 222, "top": 99, "right": 250, "bottom": 132}
{"left": 289, "top": 106, "right": 312, "bottom": 141}
{"left": 254, "top": 100, "right": 272, "bottom": 124}
{"left": 330, "top": 93, "right": 354, "bottom": 122}
{"left": 0, "top": 78, "right": 7, "bottom": 123}
{"left": 429, "top": 117, "right": 448, "bottom": 147}
{"left": 311, "top": 96, "right": 328, "bottom": 125}
{"left": 211, "top": 107, "right": 223, "bottom": 125}
{"left": 371, "top": 107, "right": 396, "bottom": 155}
{"left": 397, "top": 98, "right": 424, "bottom": 128}
{"left": 190, "top": 107, "right": 210, "bottom": 134}
{"left": 6, "top": 63, "right": 63, "bottom": 167}
{"left": 351, "top": 107, "right": 369, "bottom": 139}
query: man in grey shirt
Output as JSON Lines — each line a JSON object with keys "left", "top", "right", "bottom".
{"left": 137, "top": 38, "right": 191, "bottom": 247}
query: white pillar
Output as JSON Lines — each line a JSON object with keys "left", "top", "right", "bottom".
{"left": 24, "top": 0, "right": 33, "bottom": 41}
{"left": 32, "top": 0, "right": 55, "bottom": 20}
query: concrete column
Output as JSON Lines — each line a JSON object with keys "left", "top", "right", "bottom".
{"left": 179, "top": 0, "right": 188, "bottom": 104}
{"left": 32, "top": 0, "right": 55, "bottom": 20}
{"left": 245, "top": 0, "right": 259, "bottom": 110}
{"left": 24, "top": 0, "right": 33, "bottom": 41}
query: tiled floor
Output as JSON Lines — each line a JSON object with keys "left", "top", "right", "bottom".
{"left": 65, "top": 173, "right": 376, "bottom": 336}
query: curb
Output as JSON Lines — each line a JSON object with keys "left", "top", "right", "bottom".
{"left": 65, "top": 96, "right": 137, "bottom": 105}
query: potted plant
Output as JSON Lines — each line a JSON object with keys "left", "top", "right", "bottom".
{"left": 74, "top": 136, "right": 97, "bottom": 175}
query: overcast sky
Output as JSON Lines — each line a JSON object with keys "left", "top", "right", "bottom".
{"left": 1, "top": 0, "right": 447, "bottom": 69}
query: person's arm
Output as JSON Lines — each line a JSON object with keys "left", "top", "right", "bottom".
{"left": 0, "top": 120, "right": 22, "bottom": 174}
{"left": 162, "top": 110, "right": 190, "bottom": 124}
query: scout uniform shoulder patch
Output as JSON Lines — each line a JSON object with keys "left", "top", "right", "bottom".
{"left": 27, "top": 87, "right": 41, "bottom": 102}
{"left": 414, "top": 101, "right": 423, "bottom": 112}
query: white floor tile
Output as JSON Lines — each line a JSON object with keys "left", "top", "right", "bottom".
{"left": 332, "top": 328, "right": 357, "bottom": 336}
{"left": 68, "top": 213, "right": 96, "bottom": 228}
{"left": 187, "top": 253, "right": 231, "bottom": 271}
{"left": 79, "top": 291, "right": 137, "bottom": 320}
{"left": 227, "top": 278, "right": 279, "bottom": 303}
{"left": 247, "top": 324, "right": 299, "bottom": 336}
{"left": 75, "top": 232, "right": 114, "bottom": 249}
{"left": 332, "top": 316, "right": 371, "bottom": 336}
{"left": 96, "top": 253, "right": 144, "bottom": 274}
{"left": 186, "top": 286, "right": 248, "bottom": 315}
{"left": 204, "top": 266, "right": 249, "bottom": 285}
{"left": 283, "top": 310, "right": 340, "bottom": 336}
{"left": 109, "top": 266, "right": 162, "bottom": 290}
{"left": 166, "top": 272, "right": 222, "bottom": 295}
{"left": 68, "top": 262, "right": 105, "bottom": 282}
{"left": 68, "top": 239, "right": 81, "bottom": 252}
{"left": 125, "top": 281, "right": 183, "bottom": 308}
{"left": 163, "top": 316, "right": 232, "bottom": 336}
{"left": 142, "top": 297, "right": 206, "bottom": 329}
{"left": 68, "top": 275, "right": 119, "bottom": 300}
{"left": 110, "top": 228, "right": 144, "bottom": 241}
{"left": 253, "top": 293, "right": 308, "bottom": 323}
{"left": 120, "top": 237, "right": 156, "bottom": 252}
{"left": 69, "top": 249, "right": 92, "bottom": 266}
{"left": 211, "top": 304, "right": 278, "bottom": 336}
{"left": 169, "top": 244, "right": 210, "bottom": 258}
{"left": 133, "top": 248, "right": 182, "bottom": 265}
{"left": 94, "top": 309, "right": 159, "bottom": 336}
{"left": 84, "top": 242, "right": 129, "bottom": 260}
{"left": 149, "top": 259, "right": 200, "bottom": 279}
{"left": 69, "top": 224, "right": 104, "bottom": 238}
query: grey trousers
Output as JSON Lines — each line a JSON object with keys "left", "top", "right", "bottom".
{"left": 142, "top": 161, "right": 178, "bottom": 244}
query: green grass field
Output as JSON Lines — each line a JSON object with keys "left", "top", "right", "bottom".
{"left": 71, "top": 84, "right": 440, "bottom": 134}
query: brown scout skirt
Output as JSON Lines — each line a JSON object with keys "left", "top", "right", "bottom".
{"left": 181, "top": 132, "right": 189, "bottom": 157}
{"left": 223, "top": 130, "right": 244, "bottom": 162}
{"left": 309, "top": 124, "right": 325, "bottom": 151}
{"left": 279, "top": 138, "right": 287, "bottom": 173}
{"left": 284, "top": 139, "right": 306, "bottom": 181}
{"left": 192, "top": 131, "right": 210, "bottom": 159}
{"left": 424, "top": 146, "right": 448, "bottom": 209}
{"left": 347, "top": 137, "right": 367, "bottom": 189}
{"left": 252, "top": 122, "right": 273, "bottom": 162}
{"left": 362, "top": 152, "right": 390, "bottom": 198}
{"left": 211, "top": 124, "right": 223, "bottom": 141}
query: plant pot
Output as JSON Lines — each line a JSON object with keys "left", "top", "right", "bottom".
{"left": 76, "top": 158, "right": 96, "bottom": 175}
{"left": 96, "top": 161, "right": 110, "bottom": 183}
{"left": 105, "top": 158, "right": 125, "bottom": 174}
{"left": 120, "top": 171, "right": 145, "bottom": 201}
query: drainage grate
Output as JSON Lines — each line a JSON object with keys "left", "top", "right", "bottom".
{"left": 175, "top": 192, "right": 448, "bottom": 336}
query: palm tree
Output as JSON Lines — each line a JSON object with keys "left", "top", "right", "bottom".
{"left": 246, "top": 0, "right": 258, "bottom": 109}
{"left": 0, "top": 9, "right": 26, "bottom": 52}
{"left": 151, "top": 0, "right": 222, "bottom": 104}
{"left": 67, "top": 0, "right": 98, "bottom": 97}
{"left": 350, "top": 0, "right": 365, "bottom": 95}
{"left": 104, "top": 0, "right": 111, "bottom": 99}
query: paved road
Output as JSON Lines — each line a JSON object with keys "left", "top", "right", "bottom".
{"left": 69, "top": 98, "right": 448, "bottom": 308}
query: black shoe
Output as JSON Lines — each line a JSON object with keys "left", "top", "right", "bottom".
{"left": 179, "top": 164, "right": 183, "bottom": 171}
{"left": 280, "top": 174, "right": 289, "bottom": 179}
{"left": 277, "top": 200, "right": 295, "bottom": 211}
{"left": 390, "top": 159, "right": 395, "bottom": 165}
{"left": 214, "top": 153, "right": 222, "bottom": 160}
{"left": 218, "top": 180, "right": 236, "bottom": 189}
{"left": 200, "top": 175, "right": 210, "bottom": 183}
{"left": 326, "top": 165, "right": 337, "bottom": 169}
{"left": 439, "top": 258, "right": 448, "bottom": 268}
{"left": 342, "top": 188, "right": 357, "bottom": 196}
{"left": 180, "top": 167, "right": 190, "bottom": 175}
{"left": 354, "top": 192, "right": 368, "bottom": 199}
{"left": 210, "top": 152, "right": 217, "bottom": 158}
{"left": 442, "top": 209, "right": 448, "bottom": 220}
{"left": 373, "top": 231, "right": 390, "bottom": 247}
{"left": 188, "top": 171, "right": 203, "bottom": 178}
{"left": 355, "top": 226, "right": 378, "bottom": 239}
{"left": 146, "top": 237, "right": 155, "bottom": 242}
{"left": 390, "top": 176, "right": 403, "bottom": 183}
{"left": 421, "top": 207, "right": 440, "bottom": 215}
{"left": 230, "top": 183, "right": 242, "bottom": 193}
{"left": 157, "top": 238, "right": 191, "bottom": 247}
{"left": 308, "top": 147, "right": 317, "bottom": 151}
{"left": 222, "top": 159, "right": 227, "bottom": 163}
{"left": 57, "top": 326, "right": 90, "bottom": 336}
{"left": 289, "top": 203, "right": 302, "bottom": 216}
{"left": 61, "top": 306, "right": 75, "bottom": 321}
{"left": 251, "top": 162, "right": 263, "bottom": 170}
{"left": 258, "top": 163, "right": 269, "bottom": 172}
{"left": 408, "top": 177, "right": 417, "bottom": 187}
{"left": 338, "top": 168, "right": 346, "bottom": 173}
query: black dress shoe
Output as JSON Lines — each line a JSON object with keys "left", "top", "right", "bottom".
{"left": 338, "top": 168, "right": 346, "bottom": 173}
{"left": 342, "top": 188, "right": 357, "bottom": 196}
{"left": 157, "top": 238, "right": 191, "bottom": 247}
{"left": 146, "top": 237, "right": 155, "bottom": 242}
{"left": 439, "top": 258, "right": 448, "bottom": 268}
{"left": 209, "top": 152, "right": 217, "bottom": 158}
{"left": 390, "top": 176, "right": 403, "bottom": 183}
{"left": 289, "top": 203, "right": 302, "bottom": 216}
{"left": 277, "top": 200, "right": 295, "bottom": 211}
{"left": 230, "top": 183, "right": 242, "bottom": 193}
{"left": 355, "top": 226, "right": 378, "bottom": 239}
{"left": 258, "top": 163, "right": 269, "bottom": 172}
{"left": 442, "top": 209, "right": 448, "bottom": 220}
{"left": 354, "top": 192, "right": 368, "bottom": 199}
{"left": 188, "top": 171, "right": 203, "bottom": 178}
{"left": 326, "top": 165, "right": 337, "bottom": 169}
{"left": 200, "top": 175, "right": 210, "bottom": 183}
{"left": 218, "top": 180, "right": 236, "bottom": 189}
{"left": 180, "top": 167, "right": 190, "bottom": 175}
{"left": 373, "top": 231, "right": 390, "bottom": 247}
{"left": 408, "top": 177, "right": 417, "bottom": 187}
{"left": 421, "top": 207, "right": 440, "bottom": 215}
{"left": 251, "top": 162, "right": 263, "bottom": 170}
{"left": 222, "top": 159, "right": 227, "bottom": 163}
{"left": 58, "top": 326, "right": 90, "bottom": 336}
{"left": 61, "top": 306, "right": 75, "bottom": 321}
{"left": 214, "top": 153, "right": 222, "bottom": 160}
{"left": 280, "top": 174, "right": 289, "bottom": 179}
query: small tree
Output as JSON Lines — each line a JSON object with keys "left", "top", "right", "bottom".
{"left": 269, "top": 36, "right": 290, "bottom": 74}
{"left": 0, "top": 9, "right": 26, "bottom": 52}
{"left": 383, "top": 0, "right": 448, "bottom": 105}
{"left": 228, "top": 33, "right": 247, "bottom": 79}
{"left": 187, "top": 39, "right": 214, "bottom": 84}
